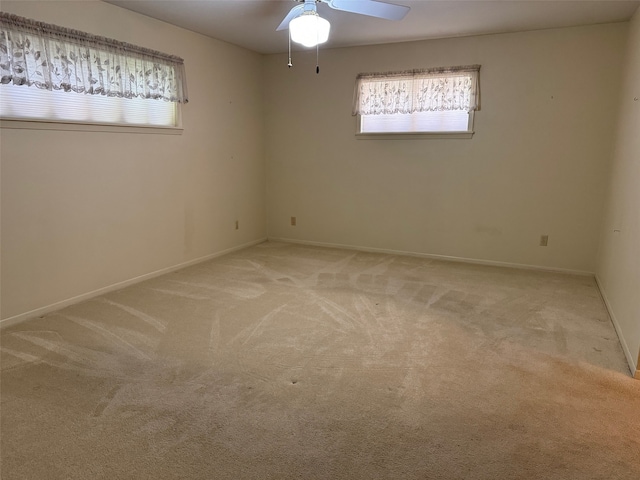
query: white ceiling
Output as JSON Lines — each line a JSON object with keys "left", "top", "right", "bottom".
{"left": 104, "top": 0, "right": 640, "bottom": 54}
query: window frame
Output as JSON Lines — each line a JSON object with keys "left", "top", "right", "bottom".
{"left": 0, "top": 117, "right": 183, "bottom": 135}
{"left": 353, "top": 65, "right": 479, "bottom": 139}
{"left": 0, "top": 11, "right": 187, "bottom": 135}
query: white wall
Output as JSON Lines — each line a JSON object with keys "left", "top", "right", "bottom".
{"left": 597, "top": 8, "right": 640, "bottom": 377}
{"left": 264, "top": 23, "right": 627, "bottom": 273}
{"left": 0, "top": 1, "right": 266, "bottom": 321}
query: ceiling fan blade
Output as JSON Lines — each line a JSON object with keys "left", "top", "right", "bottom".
{"left": 325, "top": 0, "right": 410, "bottom": 21}
{"left": 276, "top": 4, "right": 305, "bottom": 31}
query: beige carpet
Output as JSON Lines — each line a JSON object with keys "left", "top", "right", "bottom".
{"left": 1, "top": 241, "right": 639, "bottom": 479}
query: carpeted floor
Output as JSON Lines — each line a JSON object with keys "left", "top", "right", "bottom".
{"left": 1, "top": 241, "right": 639, "bottom": 479}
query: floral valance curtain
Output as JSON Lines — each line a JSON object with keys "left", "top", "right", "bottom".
{"left": 353, "top": 65, "right": 480, "bottom": 116}
{"left": 0, "top": 12, "right": 188, "bottom": 103}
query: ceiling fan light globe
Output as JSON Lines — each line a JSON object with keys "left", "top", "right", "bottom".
{"left": 289, "top": 13, "right": 330, "bottom": 48}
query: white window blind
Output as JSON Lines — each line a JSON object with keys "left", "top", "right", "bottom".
{"left": 0, "top": 82, "right": 177, "bottom": 127}
{"left": 360, "top": 110, "right": 470, "bottom": 133}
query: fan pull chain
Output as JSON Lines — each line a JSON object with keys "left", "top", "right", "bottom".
{"left": 287, "top": 29, "right": 293, "bottom": 68}
{"left": 316, "top": 38, "right": 320, "bottom": 74}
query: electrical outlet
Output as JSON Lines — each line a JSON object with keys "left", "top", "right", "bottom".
{"left": 235, "top": 220, "right": 239, "bottom": 230}
{"left": 540, "top": 235, "right": 548, "bottom": 247}
{"left": 291, "top": 216, "right": 297, "bottom": 226}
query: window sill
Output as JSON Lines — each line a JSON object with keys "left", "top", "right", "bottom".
{"left": 356, "top": 131, "right": 473, "bottom": 140}
{"left": 0, "top": 118, "right": 183, "bottom": 135}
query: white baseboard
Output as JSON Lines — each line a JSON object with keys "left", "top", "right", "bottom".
{"left": 268, "top": 237, "right": 594, "bottom": 276}
{"left": 594, "top": 275, "right": 638, "bottom": 377}
{"left": 0, "top": 238, "right": 267, "bottom": 328}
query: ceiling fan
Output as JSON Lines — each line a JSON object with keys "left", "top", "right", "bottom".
{"left": 277, "top": 0, "right": 410, "bottom": 48}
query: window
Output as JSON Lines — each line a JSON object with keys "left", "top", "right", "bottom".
{"left": 0, "top": 12, "right": 187, "bottom": 130}
{"left": 353, "top": 65, "right": 480, "bottom": 137}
